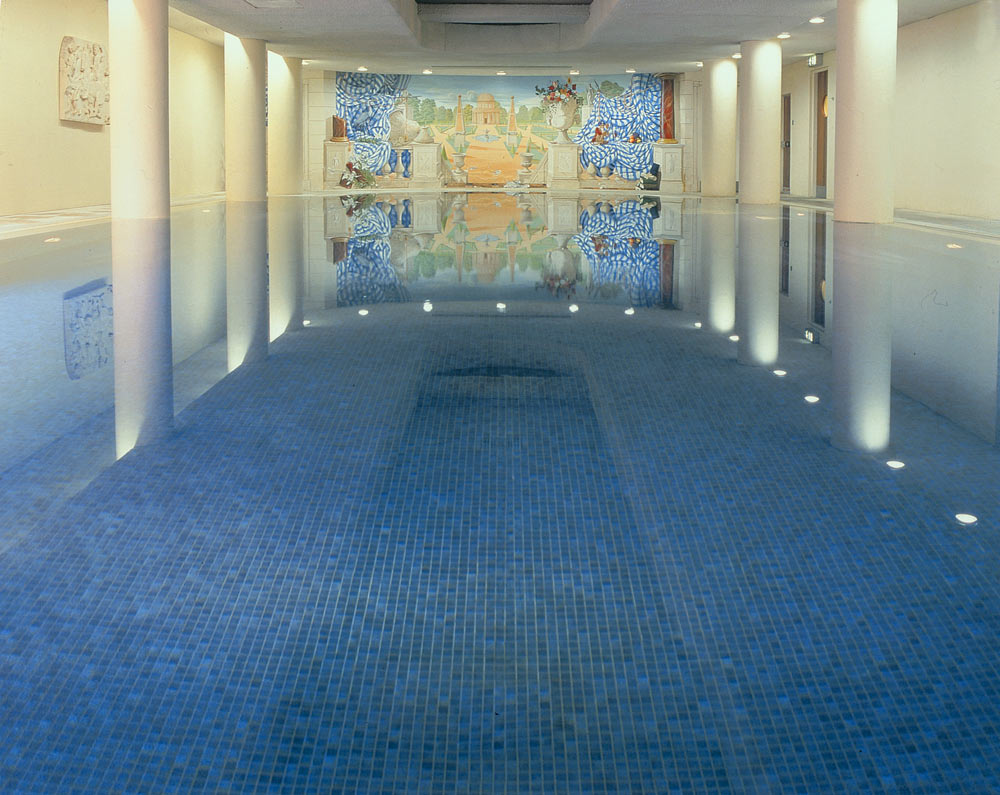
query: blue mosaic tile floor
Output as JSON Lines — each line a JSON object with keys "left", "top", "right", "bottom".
{"left": 2, "top": 303, "right": 1000, "bottom": 793}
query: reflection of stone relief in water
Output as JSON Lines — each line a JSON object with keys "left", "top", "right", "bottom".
{"left": 63, "top": 279, "right": 113, "bottom": 379}
{"left": 59, "top": 37, "right": 110, "bottom": 125}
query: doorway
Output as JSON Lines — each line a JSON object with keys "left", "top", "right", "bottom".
{"left": 781, "top": 93, "right": 791, "bottom": 193}
{"left": 814, "top": 71, "right": 828, "bottom": 199}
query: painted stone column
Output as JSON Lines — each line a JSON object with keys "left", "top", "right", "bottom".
{"left": 109, "top": 0, "right": 173, "bottom": 458}
{"left": 267, "top": 52, "right": 303, "bottom": 195}
{"left": 832, "top": 0, "right": 898, "bottom": 452}
{"left": 225, "top": 34, "right": 268, "bottom": 371}
{"left": 700, "top": 59, "right": 738, "bottom": 197}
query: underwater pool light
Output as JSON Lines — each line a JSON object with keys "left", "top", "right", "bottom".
{"left": 624, "top": 307, "right": 635, "bottom": 316}
{"left": 728, "top": 334, "right": 739, "bottom": 342}
{"left": 43, "top": 237, "right": 61, "bottom": 243}
{"left": 496, "top": 302, "right": 506, "bottom": 312}
{"left": 772, "top": 369, "right": 787, "bottom": 377}
{"left": 946, "top": 243, "right": 963, "bottom": 250}
{"left": 804, "top": 395, "right": 820, "bottom": 403}
{"left": 693, "top": 321, "right": 702, "bottom": 329}
{"left": 886, "top": 460, "right": 906, "bottom": 469}
{"left": 423, "top": 301, "right": 433, "bottom": 312}
{"left": 302, "top": 319, "right": 312, "bottom": 326}
{"left": 568, "top": 304, "right": 579, "bottom": 313}
{"left": 955, "top": 513, "right": 978, "bottom": 526}
{"left": 358, "top": 309, "right": 369, "bottom": 316}
{"left": 804, "top": 329, "right": 815, "bottom": 342}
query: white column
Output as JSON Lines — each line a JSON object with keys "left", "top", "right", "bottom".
{"left": 834, "top": 0, "right": 897, "bottom": 223}
{"left": 699, "top": 197, "right": 736, "bottom": 333}
{"left": 700, "top": 59, "right": 738, "bottom": 197}
{"left": 736, "top": 205, "right": 780, "bottom": 366}
{"left": 225, "top": 35, "right": 268, "bottom": 370}
{"left": 832, "top": 0, "right": 897, "bottom": 452}
{"left": 109, "top": 0, "right": 173, "bottom": 458}
{"left": 267, "top": 52, "right": 304, "bottom": 195}
{"left": 737, "top": 40, "right": 782, "bottom": 205}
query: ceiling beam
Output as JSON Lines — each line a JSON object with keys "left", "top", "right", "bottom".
{"left": 417, "top": 3, "right": 590, "bottom": 24}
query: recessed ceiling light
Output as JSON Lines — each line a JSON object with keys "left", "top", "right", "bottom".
{"left": 422, "top": 68, "right": 433, "bottom": 74}
{"left": 358, "top": 308, "right": 369, "bottom": 316}
{"left": 728, "top": 334, "right": 740, "bottom": 341}
{"left": 886, "top": 460, "right": 906, "bottom": 469}
{"left": 694, "top": 61, "right": 703, "bottom": 67}
{"left": 772, "top": 369, "right": 787, "bottom": 377}
{"left": 357, "top": 66, "right": 368, "bottom": 71}
{"left": 624, "top": 307, "right": 635, "bottom": 315}
{"left": 946, "top": 243, "right": 963, "bottom": 249}
{"left": 496, "top": 70, "right": 506, "bottom": 75}
{"left": 955, "top": 513, "right": 978, "bottom": 525}
{"left": 777, "top": 32, "right": 791, "bottom": 39}
{"left": 732, "top": 53, "right": 742, "bottom": 59}
{"left": 625, "top": 67, "right": 636, "bottom": 73}
{"left": 804, "top": 395, "right": 820, "bottom": 403}
{"left": 796, "top": 212, "right": 805, "bottom": 216}
{"left": 569, "top": 69, "right": 580, "bottom": 75}
{"left": 201, "top": 209, "right": 211, "bottom": 213}
{"left": 568, "top": 304, "right": 579, "bottom": 313}
{"left": 302, "top": 60, "right": 312, "bottom": 65}
{"left": 809, "top": 16, "right": 825, "bottom": 23}
{"left": 43, "top": 237, "right": 61, "bottom": 243}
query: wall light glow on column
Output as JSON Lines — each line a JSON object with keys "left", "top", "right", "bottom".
{"left": 624, "top": 307, "right": 635, "bottom": 315}
{"left": 568, "top": 304, "right": 579, "bottom": 313}
{"left": 955, "top": 513, "right": 978, "bottom": 525}
{"left": 804, "top": 395, "right": 820, "bottom": 403}
{"left": 358, "top": 308, "right": 369, "bottom": 316}
{"left": 886, "top": 460, "right": 906, "bottom": 469}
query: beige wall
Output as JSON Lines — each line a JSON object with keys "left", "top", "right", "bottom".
{"left": 781, "top": 0, "right": 998, "bottom": 219}
{"left": 0, "top": 1, "right": 225, "bottom": 216}
{"left": 894, "top": 0, "right": 1000, "bottom": 219}
{"left": 0, "top": 0, "right": 111, "bottom": 215}
{"left": 169, "top": 28, "right": 225, "bottom": 199}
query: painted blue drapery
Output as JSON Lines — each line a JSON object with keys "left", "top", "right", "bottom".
{"left": 575, "top": 74, "right": 661, "bottom": 180}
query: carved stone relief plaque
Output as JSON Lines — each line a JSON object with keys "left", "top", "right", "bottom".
{"left": 59, "top": 36, "right": 110, "bottom": 125}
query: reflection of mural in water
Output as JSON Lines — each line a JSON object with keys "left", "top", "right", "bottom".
{"left": 573, "top": 200, "right": 666, "bottom": 307}
{"left": 334, "top": 194, "right": 672, "bottom": 305}
{"left": 335, "top": 73, "right": 661, "bottom": 185}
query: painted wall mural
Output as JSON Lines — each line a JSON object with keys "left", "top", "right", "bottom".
{"left": 335, "top": 73, "right": 664, "bottom": 185}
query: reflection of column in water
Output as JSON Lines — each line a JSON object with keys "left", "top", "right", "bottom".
{"left": 832, "top": 222, "right": 891, "bottom": 452}
{"left": 269, "top": 198, "right": 304, "bottom": 340}
{"left": 227, "top": 201, "right": 269, "bottom": 370}
{"left": 699, "top": 197, "right": 736, "bottom": 332}
{"left": 737, "top": 204, "right": 780, "bottom": 366}
{"left": 113, "top": 219, "right": 174, "bottom": 458}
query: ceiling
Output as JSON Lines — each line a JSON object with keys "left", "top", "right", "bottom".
{"left": 168, "top": 0, "right": 979, "bottom": 75}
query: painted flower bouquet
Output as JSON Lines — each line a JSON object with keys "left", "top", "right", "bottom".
{"left": 340, "top": 161, "right": 377, "bottom": 189}
{"left": 535, "top": 78, "right": 578, "bottom": 105}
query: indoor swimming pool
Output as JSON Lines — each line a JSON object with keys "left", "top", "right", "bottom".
{"left": 1, "top": 192, "right": 999, "bottom": 793}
